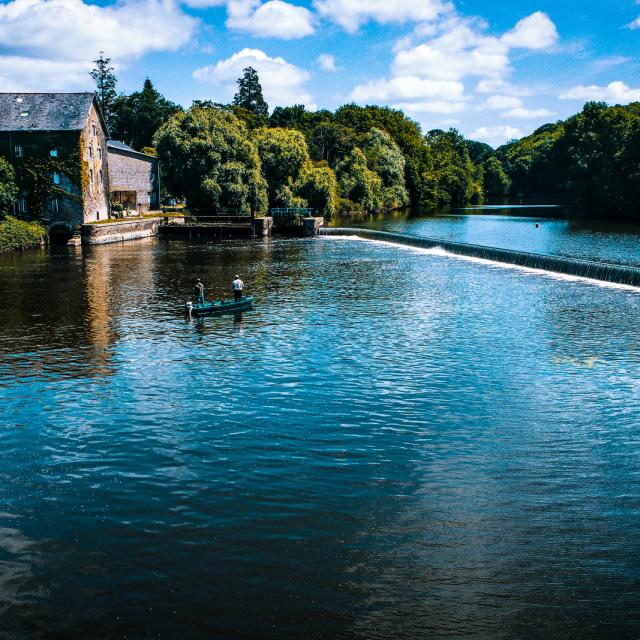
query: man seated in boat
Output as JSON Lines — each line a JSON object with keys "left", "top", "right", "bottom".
{"left": 232, "top": 275, "right": 244, "bottom": 302}
{"left": 194, "top": 278, "right": 205, "bottom": 305}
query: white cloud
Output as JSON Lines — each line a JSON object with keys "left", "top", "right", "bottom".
{"left": 559, "top": 81, "right": 640, "bottom": 103}
{"left": 193, "top": 48, "right": 315, "bottom": 108}
{"left": 347, "top": 11, "right": 559, "bottom": 120}
{"left": 0, "top": 0, "right": 196, "bottom": 90}
{"left": 182, "top": 0, "right": 314, "bottom": 38}
{"left": 313, "top": 0, "right": 452, "bottom": 33}
{"left": 503, "top": 106, "right": 554, "bottom": 119}
{"left": 475, "top": 79, "right": 532, "bottom": 96}
{"left": 350, "top": 76, "right": 464, "bottom": 101}
{"left": 226, "top": 0, "right": 314, "bottom": 38}
{"left": 501, "top": 11, "right": 559, "bottom": 50}
{"left": 626, "top": 16, "right": 640, "bottom": 29}
{"left": 470, "top": 125, "right": 523, "bottom": 145}
{"left": 349, "top": 75, "right": 467, "bottom": 113}
{"left": 392, "top": 13, "right": 558, "bottom": 84}
{"left": 481, "top": 95, "right": 553, "bottom": 119}
{"left": 317, "top": 53, "right": 339, "bottom": 71}
{"left": 394, "top": 100, "right": 467, "bottom": 114}
{"left": 483, "top": 95, "right": 521, "bottom": 109}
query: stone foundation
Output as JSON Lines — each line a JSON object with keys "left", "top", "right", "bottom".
{"left": 302, "top": 217, "right": 324, "bottom": 236}
{"left": 81, "top": 217, "right": 164, "bottom": 245}
{"left": 253, "top": 217, "right": 273, "bottom": 237}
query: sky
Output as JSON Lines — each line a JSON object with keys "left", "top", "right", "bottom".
{"left": 0, "top": 0, "right": 639, "bottom": 145}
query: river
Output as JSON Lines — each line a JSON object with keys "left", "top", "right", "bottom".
{"left": 1, "top": 217, "right": 640, "bottom": 638}
{"left": 337, "top": 204, "right": 640, "bottom": 266}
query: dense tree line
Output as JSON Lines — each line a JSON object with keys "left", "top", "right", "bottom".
{"left": 496, "top": 101, "right": 640, "bottom": 218}
{"left": 152, "top": 68, "right": 488, "bottom": 216}
{"left": 3, "top": 57, "right": 640, "bottom": 223}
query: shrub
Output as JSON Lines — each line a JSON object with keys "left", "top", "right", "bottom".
{"left": 0, "top": 216, "right": 46, "bottom": 252}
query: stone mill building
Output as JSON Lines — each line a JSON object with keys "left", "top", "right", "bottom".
{"left": 0, "top": 92, "right": 160, "bottom": 239}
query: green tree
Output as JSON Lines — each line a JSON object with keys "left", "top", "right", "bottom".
{"left": 254, "top": 127, "right": 309, "bottom": 207}
{"left": 90, "top": 52, "right": 117, "bottom": 127}
{"left": 425, "top": 129, "right": 483, "bottom": 206}
{"left": 482, "top": 156, "right": 511, "bottom": 196}
{"left": 336, "top": 147, "right": 384, "bottom": 212}
{"left": 233, "top": 67, "right": 269, "bottom": 120}
{"left": 309, "top": 122, "right": 355, "bottom": 167}
{"left": 467, "top": 140, "right": 494, "bottom": 163}
{"left": 0, "top": 156, "right": 18, "bottom": 215}
{"left": 555, "top": 101, "right": 639, "bottom": 215}
{"left": 154, "top": 106, "right": 267, "bottom": 213}
{"left": 111, "top": 79, "right": 182, "bottom": 150}
{"left": 295, "top": 162, "right": 339, "bottom": 218}
{"left": 364, "top": 128, "right": 409, "bottom": 209}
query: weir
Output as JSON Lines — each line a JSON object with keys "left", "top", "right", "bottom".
{"left": 320, "top": 227, "right": 640, "bottom": 288}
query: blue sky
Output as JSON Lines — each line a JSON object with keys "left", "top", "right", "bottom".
{"left": 1, "top": 0, "right": 639, "bottom": 145}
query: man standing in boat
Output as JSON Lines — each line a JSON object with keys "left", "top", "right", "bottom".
{"left": 232, "top": 275, "right": 244, "bottom": 302}
{"left": 194, "top": 278, "right": 205, "bottom": 306}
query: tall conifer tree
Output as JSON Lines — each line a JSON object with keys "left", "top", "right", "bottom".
{"left": 233, "top": 67, "right": 269, "bottom": 118}
{"left": 90, "top": 52, "right": 117, "bottom": 127}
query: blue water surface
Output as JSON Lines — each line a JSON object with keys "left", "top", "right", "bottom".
{"left": 1, "top": 235, "right": 640, "bottom": 639}
{"left": 348, "top": 205, "right": 640, "bottom": 266}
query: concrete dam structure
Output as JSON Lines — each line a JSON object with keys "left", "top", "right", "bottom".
{"left": 320, "top": 227, "right": 640, "bottom": 288}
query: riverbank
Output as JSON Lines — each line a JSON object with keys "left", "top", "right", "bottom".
{"left": 0, "top": 216, "right": 46, "bottom": 252}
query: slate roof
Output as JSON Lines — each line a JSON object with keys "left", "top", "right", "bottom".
{"left": 0, "top": 93, "right": 98, "bottom": 132}
{"left": 107, "top": 140, "right": 157, "bottom": 160}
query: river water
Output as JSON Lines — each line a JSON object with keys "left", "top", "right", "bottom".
{"left": 1, "top": 229, "right": 640, "bottom": 639}
{"left": 341, "top": 204, "right": 640, "bottom": 266}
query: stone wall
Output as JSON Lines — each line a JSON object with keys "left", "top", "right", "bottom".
{"left": 80, "top": 102, "right": 110, "bottom": 223}
{"left": 108, "top": 149, "right": 159, "bottom": 211}
{"left": 81, "top": 217, "right": 163, "bottom": 245}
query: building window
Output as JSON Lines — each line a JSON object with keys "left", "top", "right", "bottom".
{"left": 14, "top": 145, "right": 23, "bottom": 158}
{"left": 50, "top": 148, "right": 58, "bottom": 157}
{"left": 16, "top": 198, "right": 27, "bottom": 213}
{"left": 92, "top": 122, "right": 97, "bottom": 136}
{"left": 99, "top": 169, "right": 103, "bottom": 185}
{"left": 52, "top": 172, "right": 60, "bottom": 185}
{"left": 89, "top": 168, "right": 94, "bottom": 192}
{"left": 89, "top": 145, "right": 93, "bottom": 159}
{"left": 98, "top": 147, "right": 102, "bottom": 160}
{"left": 51, "top": 198, "right": 59, "bottom": 214}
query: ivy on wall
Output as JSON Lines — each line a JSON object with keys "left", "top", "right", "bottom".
{"left": 12, "top": 134, "right": 83, "bottom": 220}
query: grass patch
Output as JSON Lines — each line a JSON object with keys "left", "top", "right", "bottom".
{"left": 0, "top": 216, "right": 46, "bottom": 252}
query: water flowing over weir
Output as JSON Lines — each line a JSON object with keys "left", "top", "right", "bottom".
{"left": 320, "top": 227, "right": 640, "bottom": 287}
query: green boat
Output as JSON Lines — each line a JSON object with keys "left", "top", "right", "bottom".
{"left": 185, "top": 296, "right": 255, "bottom": 316}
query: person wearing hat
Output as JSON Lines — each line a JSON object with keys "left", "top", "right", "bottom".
{"left": 232, "top": 274, "right": 244, "bottom": 302}
{"left": 194, "top": 278, "right": 205, "bottom": 306}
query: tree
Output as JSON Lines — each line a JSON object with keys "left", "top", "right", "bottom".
{"left": 154, "top": 106, "right": 267, "bottom": 213}
{"left": 90, "top": 52, "right": 117, "bottom": 127}
{"left": 336, "top": 148, "right": 384, "bottom": 212}
{"left": 309, "top": 122, "right": 355, "bottom": 167}
{"left": 425, "top": 129, "right": 483, "bottom": 206}
{"left": 254, "top": 127, "right": 309, "bottom": 207}
{"left": 482, "top": 156, "right": 511, "bottom": 196}
{"left": 233, "top": 67, "right": 269, "bottom": 120}
{"left": 364, "top": 128, "right": 409, "bottom": 209}
{"left": 0, "top": 156, "right": 18, "bottom": 215}
{"left": 111, "top": 78, "right": 182, "bottom": 150}
{"left": 295, "top": 162, "right": 339, "bottom": 218}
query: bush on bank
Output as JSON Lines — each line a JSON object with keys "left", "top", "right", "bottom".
{"left": 0, "top": 216, "right": 46, "bottom": 252}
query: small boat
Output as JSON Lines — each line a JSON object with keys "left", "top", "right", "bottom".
{"left": 185, "top": 296, "right": 254, "bottom": 316}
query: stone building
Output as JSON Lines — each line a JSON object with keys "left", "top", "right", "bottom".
{"left": 0, "top": 93, "right": 110, "bottom": 233}
{"left": 107, "top": 141, "right": 160, "bottom": 213}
